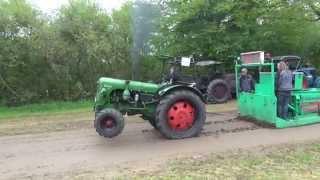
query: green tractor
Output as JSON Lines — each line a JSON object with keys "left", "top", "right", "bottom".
{"left": 94, "top": 57, "right": 206, "bottom": 139}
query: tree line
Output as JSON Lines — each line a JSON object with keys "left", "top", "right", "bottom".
{"left": 0, "top": 0, "right": 133, "bottom": 105}
{"left": 0, "top": 0, "right": 320, "bottom": 106}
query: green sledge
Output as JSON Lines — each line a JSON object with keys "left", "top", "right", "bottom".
{"left": 236, "top": 52, "right": 320, "bottom": 128}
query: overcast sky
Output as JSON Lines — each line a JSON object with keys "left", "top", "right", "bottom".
{"left": 27, "top": 0, "right": 127, "bottom": 13}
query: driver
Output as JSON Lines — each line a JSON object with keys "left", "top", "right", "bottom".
{"left": 166, "top": 65, "right": 182, "bottom": 83}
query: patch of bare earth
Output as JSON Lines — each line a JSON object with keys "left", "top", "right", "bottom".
{"left": 1, "top": 101, "right": 320, "bottom": 179}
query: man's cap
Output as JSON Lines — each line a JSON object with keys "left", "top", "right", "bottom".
{"left": 241, "top": 68, "right": 248, "bottom": 72}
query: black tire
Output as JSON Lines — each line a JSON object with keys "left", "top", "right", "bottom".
{"left": 207, "top": 79, "right": 230, "bottom": 103}
{"left": 148, "top": 118, "right": 158, "bottom": 129}
{"left": 95, "top": 108, "right": 125, "bottom": 138}
{"left": 155, "top": 90, "right": 206, "bottom": 139}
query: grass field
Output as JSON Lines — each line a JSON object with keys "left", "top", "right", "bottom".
{"left": 127, "top": 142, "right": 320, "bottom": 180}
{"left": 0, "top": 100, "right": 92, "bottom": 120}
{"left": 0, "top": 100, "right": 238, "bottom": 121}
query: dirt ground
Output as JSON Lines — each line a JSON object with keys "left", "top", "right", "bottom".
{"left": 1, "top": 101, "right": 320, "bottom": 179}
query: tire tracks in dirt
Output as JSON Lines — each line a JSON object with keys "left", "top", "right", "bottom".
{"left": 2, "top": 103, "right": 320, "bottom": 179}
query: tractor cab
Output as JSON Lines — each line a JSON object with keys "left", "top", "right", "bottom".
{"left": 194, "top": 60, "right": 224, "bottom": 90}
{"left": 164, "top": 57, "right": 224, "bottom": 81}
{"left": 236, "top": 51, "right": 320, "bottom": 128}
{"left": 165, "top": 57, "right": 197, "bottom": 84}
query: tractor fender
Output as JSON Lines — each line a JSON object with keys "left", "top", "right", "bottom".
{"left": 157, "top": 85, "right": 207, "bottom": 103}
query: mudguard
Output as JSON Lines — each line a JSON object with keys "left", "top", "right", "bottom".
{"left": 157, "top": 84, "right": 206, "bottom": 103}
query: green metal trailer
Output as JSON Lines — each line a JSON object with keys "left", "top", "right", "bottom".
{"left": 236, "top": 51, "right": 320, "bottom": 128}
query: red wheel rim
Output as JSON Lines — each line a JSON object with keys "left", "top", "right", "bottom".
{"left": 167, "top": 101, "right": 195, "bottom": 131}
{"left": 101, "top": 117, "right": 115, "bottom": 129}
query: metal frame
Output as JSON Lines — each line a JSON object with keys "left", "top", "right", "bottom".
{"left": 235, "top": 59, "right": 320, "bottom": 128}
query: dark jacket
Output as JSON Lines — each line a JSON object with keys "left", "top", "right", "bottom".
{"left": 240, "top": 74, "right": 255, "bottom": 92}
{"left": 277, "top": 70, "right": 293, "bottom": 91}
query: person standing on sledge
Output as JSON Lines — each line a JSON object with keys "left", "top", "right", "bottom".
{"left": 277, "top": 61, "right": 293, "bottom": 119}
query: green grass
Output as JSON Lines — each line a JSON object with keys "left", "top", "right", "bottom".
{"left": 0, "top": 100, "right": 92, "bottom": 120}
{"left": 129, "top": 143, "right": 320, "bottom": 180}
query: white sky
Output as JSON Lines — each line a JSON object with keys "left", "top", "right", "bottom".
{"left": 27, "top": 0, "right": 127, "bottom": 13}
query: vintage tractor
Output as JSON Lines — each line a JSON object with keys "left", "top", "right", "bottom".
{"left": 163, "top": 57, "right": 235, "bottom": 103}
{"left": 236, "top": 51, "right": 320, "bottom": 128}
{"left": 94, "top": 57, "right": 206, "bottom": 139}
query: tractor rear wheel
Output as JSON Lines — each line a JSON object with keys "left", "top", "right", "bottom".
{"left": 148, "top": 118, "right": 158, "bottom": 129}
{"left": 155, "top": 90, "right": 206, "bottom": 139}
{"left": 95, "top": 108, "right": 125, "bottom": 138}
{"left": 207, "top": 79, "right": 230, "bottom": 103}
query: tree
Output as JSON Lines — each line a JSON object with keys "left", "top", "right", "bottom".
{"left": 110, "top": 1, "right": 133, "bottom": 79}
{"left": 0, "top": 0, "right": 135, "bottom": 105}
{"left": 1, "top": 0, "right": 320, "bottom": 106}
{"left": 153, "top": 0, "right": 320, "bottom": 64}
{"left": 0, "top": 0, "right": 45, "bottom": 105}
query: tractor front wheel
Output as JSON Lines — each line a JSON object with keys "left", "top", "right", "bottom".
{"left": 155, "top": 90, "right": 206, "bottom": 139}
{"left": 95, "top": 108, "right": 125, "bottom": 138}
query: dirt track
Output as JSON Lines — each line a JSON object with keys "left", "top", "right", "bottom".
{"left": 2, "top": 102, "right": 320, "bottom": 179}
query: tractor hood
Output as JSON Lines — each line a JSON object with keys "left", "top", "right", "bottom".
{"left": 97, "top": 77, "right": 161, "bottom": 94}
{"left": 94, "top": 77, "right": 162, "bottom": 111}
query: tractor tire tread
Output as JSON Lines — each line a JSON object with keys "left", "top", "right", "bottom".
{"left": 95, "top": 108, "right": 125, "bottom": 138}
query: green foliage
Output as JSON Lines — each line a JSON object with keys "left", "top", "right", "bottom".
{"left": 0, "top": 0, "right": 44, "bottom": 104}
{"left": 140, "top": 55, "right": 163, "bottom": 81}
{"left": 0, "top": 0, "right": 320, "bottom": 106}
{"left": 49, "top": 0, "right": 116, "bottom": 100}
{"left": 0, "top": 0, "right": 133, "bottom": 105}
{"left": 153, "top": 0, "right": 320, "bottom": 64}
